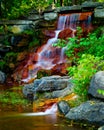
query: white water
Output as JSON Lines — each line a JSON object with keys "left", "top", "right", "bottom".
{"left": 36, "top": 30, "right": 61, "bottom": 70}
{"left": 23, "top": 103, "right": 57, "bottom": 116}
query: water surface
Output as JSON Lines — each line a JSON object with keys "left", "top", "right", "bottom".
{"left": 0, "top": 111, "right": 86, "bottom": 130}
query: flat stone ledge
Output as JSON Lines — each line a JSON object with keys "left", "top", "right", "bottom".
{"left": 94, "top": 8, "right": 104, "bottom": 18}
{"left": 0, "top": 20, "right": 33, "bottom": 25}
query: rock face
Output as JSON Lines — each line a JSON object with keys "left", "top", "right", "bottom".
{"left": 65, "top": 100, "right": 104, "bottom": 125}
{"left": 0, "top": 71, "right": 6, "bottom": 83}
{"left": 23, "top": 75, "right": 73, "bottom": 99}
{"left": 88, "top": 71, "right": 104, "bottom": 99}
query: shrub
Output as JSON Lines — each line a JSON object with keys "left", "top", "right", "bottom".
{"left": 67, "top": 54, "right": 101, "bottom": 100}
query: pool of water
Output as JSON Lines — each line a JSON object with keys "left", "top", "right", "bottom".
{"left": 0, "top": 111, "right": 87, "bottom": 130}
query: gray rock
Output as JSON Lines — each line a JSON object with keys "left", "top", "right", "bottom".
{"left": 57, "top": 100, "right": 70, "bottom": 115}
{"left": 42, "top": 84, "right": 73, "bottom": 99}
{"left": 28, "top": 14, "right": 43, "bottom": 20}
{"left": 81, "top": 1, "right": 103, "bottom": 8}
{"left": 65, "top": 100, "right": 104, "bottom": 125}
{"left": 98, "top": 126, "right": 104, "bottom": 130}
{"left": 51, "top": 84, "right": 73, "bottom": 98}
{"left": 94, "top": 8, "right": 104, "bottom": 18}
{"left": 34, "top": 76, "right": 70, "bottom": 92}
{"left": 88, "top": 71, "right": 104, "bottom": 99}
{"left": 22, "top": 76, "right": 73, "bottom": 99}
{"left": 44, "top": 12, "right": 58, "bottom": 21}
{"left": 59, "top": 5, "right": 82, "bottom": 12}
{"left": 0, "top": 71, "right": 6, "bottom": 83}
{"left": 22, "top": 83, "right": 34, "bottom": 97}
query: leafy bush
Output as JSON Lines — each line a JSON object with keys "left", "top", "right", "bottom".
{"left": 67, "top": 54, "right": 102, "bottom": 100}
{"left": 0, "top": 61, "right": 6, "bottom": 70}
{"left": 54, "top": 27, "right": 104, "bottom": 60}
{"left": 0, "top": 91, "right": 27, "bottom": 105}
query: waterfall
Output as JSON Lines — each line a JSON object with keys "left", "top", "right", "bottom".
{"left": 13, "top": 12, "right": 92, "bottom": 83}
{"left": 23, "top": 103, "right": 57, "bottom": 116}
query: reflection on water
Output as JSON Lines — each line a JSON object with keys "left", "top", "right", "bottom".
{"left": 0, "top": 111, "right": 86, "bottom": 130}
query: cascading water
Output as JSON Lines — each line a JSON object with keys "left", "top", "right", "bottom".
{"left": 13, "top": 12, "right": 92, "bottom": 83}
{"left": 23, "top": 103, "right": 57, "bottom": 116}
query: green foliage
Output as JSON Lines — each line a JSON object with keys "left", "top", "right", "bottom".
{"left": 97, "top": 89, "right": 104, "bottom": 95}
{"left": 53, "top": 27, "right": 104, "bottom": 100}
{"left": 66, "top": 28, "right": 104, "bottom": 58}
{"left": 0, "top": 61, "right": 6, "bottom": 70}
{"left": 67, "top": 54, "right": 101, "bottom": 99}
{"left": 0, "top": 0, "right": 90, "bottom": 19}
{"left": 0, "top": 90, "right": 28, "bottom": 105}
{"left": 54, "top": 27, "right": 104, "bottom": 60}
{"left": 4, "top": 52, "right": 17, "bottom": 62}
{"left": 1, "top": 0, "right": 53, "bottom": 19}
{"left": 0, "top": 52, "right": 18, "bottom": 71}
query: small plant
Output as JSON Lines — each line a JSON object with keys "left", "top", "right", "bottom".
{"left": 0, "top": 61, "right": 6, "bottom": 70}
{"left": 97, "top": 89, "right": 104, "bottom": 96}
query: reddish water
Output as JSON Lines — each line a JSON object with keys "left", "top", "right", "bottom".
{"left": 12, "top": 12, "right": 92, "bottom": 83}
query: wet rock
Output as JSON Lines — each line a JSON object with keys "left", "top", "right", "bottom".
{"left": 0, "top": 71, "right": 6, "bottom": 83}
{"left": 57, "top": 100, "right": 70, "bottom": 115}
{"left": 88, "top": 71, "right": 104, "bottom": 99}
{"left": 65, "top": 100, "right": 104, "bottom": 125}
{"left": 58, "top": 28, "right": 73, "bottom": 39}
{"left": 43, "top": 30, "right": 55, "bottom": 38}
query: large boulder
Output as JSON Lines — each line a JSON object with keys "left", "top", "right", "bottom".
{"left": 0, "top": 71, "right": 6, "bottom": 83}
{"left": 65, "top": 100, "right": 104, "bottom": 125}
{"left": 88, "top": 71, "right": 104, "bottom": 99}
{"left": 34, "top": 76, "right": 70, "bottom": 92}
{"left": 23, "top": 76, "right": 73, "bottom": 98}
